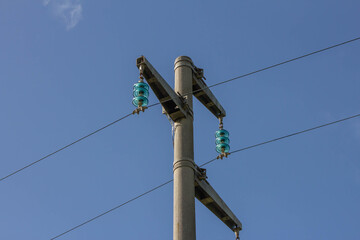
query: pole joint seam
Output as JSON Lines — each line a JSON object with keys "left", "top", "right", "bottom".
{"left": 173, "top": 159, "right": 195, "bottom": 172}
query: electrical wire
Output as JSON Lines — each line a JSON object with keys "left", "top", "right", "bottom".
{"left": 200, "top": 113, "right": 360, "bottom": 167}
{"left": 50, "top": 179, "right": 173, "bottom": 240}
{"left": 148, "top": 36, "right": 360, "bottom": 108}
{"left": 0, "top": 113, "right": 133, "bottom": 183}
{"left": 203, "top": 37, "right": 360, "bottom": 91}
{"left": 50, "top": 112, "right": 360, "bottom": 239}
{"left": 2, "top": 37, "right": 359, "bottom": 183}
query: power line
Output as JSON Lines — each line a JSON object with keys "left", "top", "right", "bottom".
{"left": 147, "top": 36, "right": 360, "bottom": 108}
{"left": 50, "top": 179, "right": 173, "bottom": 240}
{"left": 50, "top": 112, "right": 360, "bottom": 239}
{"left": 0, "top": 113, "right": 133, "bottom": 183}
{"left": 200, "top": 113, "right": 360, "bottom": 167}
{"left": 2, "top": 37, "right": 359, "bottom": 183}
{"left": 204, "top": 36, "right": 360, "bottom": 90}
{"left": 49, "top": 37, "right": 360, "bottom": 237}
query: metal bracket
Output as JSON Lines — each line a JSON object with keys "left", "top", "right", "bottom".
{"left": 176, "top": 92, "right": 193, "bottom": 118}
{"left": 195, "top": 164, "right": 207, "bottom": 181}
{"left": 193, "top": 66, "right": 206, "bottom": 81}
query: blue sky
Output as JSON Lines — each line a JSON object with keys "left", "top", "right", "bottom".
{"left": 0, "top": 0, "right": 359, "bottom": 239}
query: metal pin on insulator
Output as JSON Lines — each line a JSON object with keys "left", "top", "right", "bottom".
{"left": 235, "top": 230, "right": 240, "bottom": 240}
{"left": 234, "top": 227, "right": 240, "bottom": 240}
{"left": 138, "top": 64, "right": 145, "bottom": 82}
{"left": 219, "top": 117, "right": 224, "bottom": 130}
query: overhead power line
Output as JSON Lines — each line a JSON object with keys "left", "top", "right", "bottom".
{"left": 148, "top": 36, "right": 360, "bottom": 108}
{"left": 50, "top": 180, "right": 173, "bottom": 240}
{"left": 200, "top": 113, "right": 360, "bottom": 167}
{"left": 2, "top": 36, "right": 359, "bottom": 183}
{"left": 204, "top": 36, "right": 360, "bottom": 90}
{"left": 50, "top": 112, "right": 360, "bottom": 239}
{"left": 0, "top": 113, "right": 133, "bottom": 183}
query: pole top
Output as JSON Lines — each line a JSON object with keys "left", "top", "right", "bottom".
{"left": 175, "top": 56, "right": 193, "bottom": 63}
{"left": 174, "top": 56, "right": 194, "bottom": 70}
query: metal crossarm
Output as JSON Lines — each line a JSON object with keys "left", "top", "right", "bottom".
{"left": 136, "top": 56, "right": 189, "bottom": 121}
{"left": 195, "top": 175, "right": 242, "bottom": 232}
{"left": 192, "top": 68, "right": 226, "bottom": 118}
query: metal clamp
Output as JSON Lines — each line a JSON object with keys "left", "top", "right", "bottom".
{"left": 195, "top": 165, "right": 207, "bottom": 180}
{"left": 193, "top": 66, "right": 206, "bottom": 81}
{"left": 176, "top": 92, "right": 193, "bottom": 118}
{"left": 132, "top": 106, "right": 148, "bottom": 115}
{"left": 217, "top": 152, "right": 230, "bottom": 160}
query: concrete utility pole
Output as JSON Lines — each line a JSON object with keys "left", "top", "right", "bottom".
{"left": 136, "top": 56, "right": 242, "bottom": 240}
{"left": 173, "top": 56, "right": 196, "bottom": 240}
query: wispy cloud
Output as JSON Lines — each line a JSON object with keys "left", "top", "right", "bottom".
{"left": 44, "top": 0, "right": 83, "bottom": 30}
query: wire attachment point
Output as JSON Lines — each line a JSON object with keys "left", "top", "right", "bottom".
{"left": 217, "top": 152, "right": 230, "bottom": 160}
{"left": 132, "top": 106, "right": 148, "bottom": 115}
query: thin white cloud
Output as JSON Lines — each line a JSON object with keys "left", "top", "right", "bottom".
{"left": 43, "top": 0, "right": 51, "bottom": 6}
{"left": 44, "top": 0, "right": 83, "bottom": 30}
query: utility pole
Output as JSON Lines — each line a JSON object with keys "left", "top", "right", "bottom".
{"left": 173, "top": 56, "right": 196, "bottom": 240}
{"left": 135, "top": 56, "right": 242, "bottom": 240}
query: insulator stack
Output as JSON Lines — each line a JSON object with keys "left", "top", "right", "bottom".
{"left": 215, "top": 129, "right": 230, "bottom": 154}
{"left": 132, "top": 82, "right": 149, "bottom": 107}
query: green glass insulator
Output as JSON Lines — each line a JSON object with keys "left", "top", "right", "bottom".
{"left": 215, "top": 136, "right": 230, "bottom": 145}
{"left": 133, "top": 82, "right": 149, "bottom": 91}
{"left": 132, "top": 96, "right": 148, "bottom": 107}
{"left": 215, "top": 129, "right": 229, "bottom": 138}
{"left": 133, "top": 88, "right": 149, "bottom": 98}
{"left": 216, "top": 143, "right": 230, "bottom": 153}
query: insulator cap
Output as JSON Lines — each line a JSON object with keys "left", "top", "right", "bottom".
{"left": 133, "top": 88, "right": 149, "bottom": 98}
{"left": 215, "top": 128, "right": 230, "bottom": 154}
{"left": 216, "top": 136, "right": 230, "bottom": 145}
{"left": 132, "top": 81, "right": 149, "bottom": 107}
{"left": 216, "top": 143, "right": 230, "bottom": 153}
{"left": 132, "top": 96, "right": 148, "bottom": 107}
{"left": 133, "top": 82, "right": 149, "bottom": 91}
{"left": 215, "top": 129, "right": 229, "bottom": 138}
